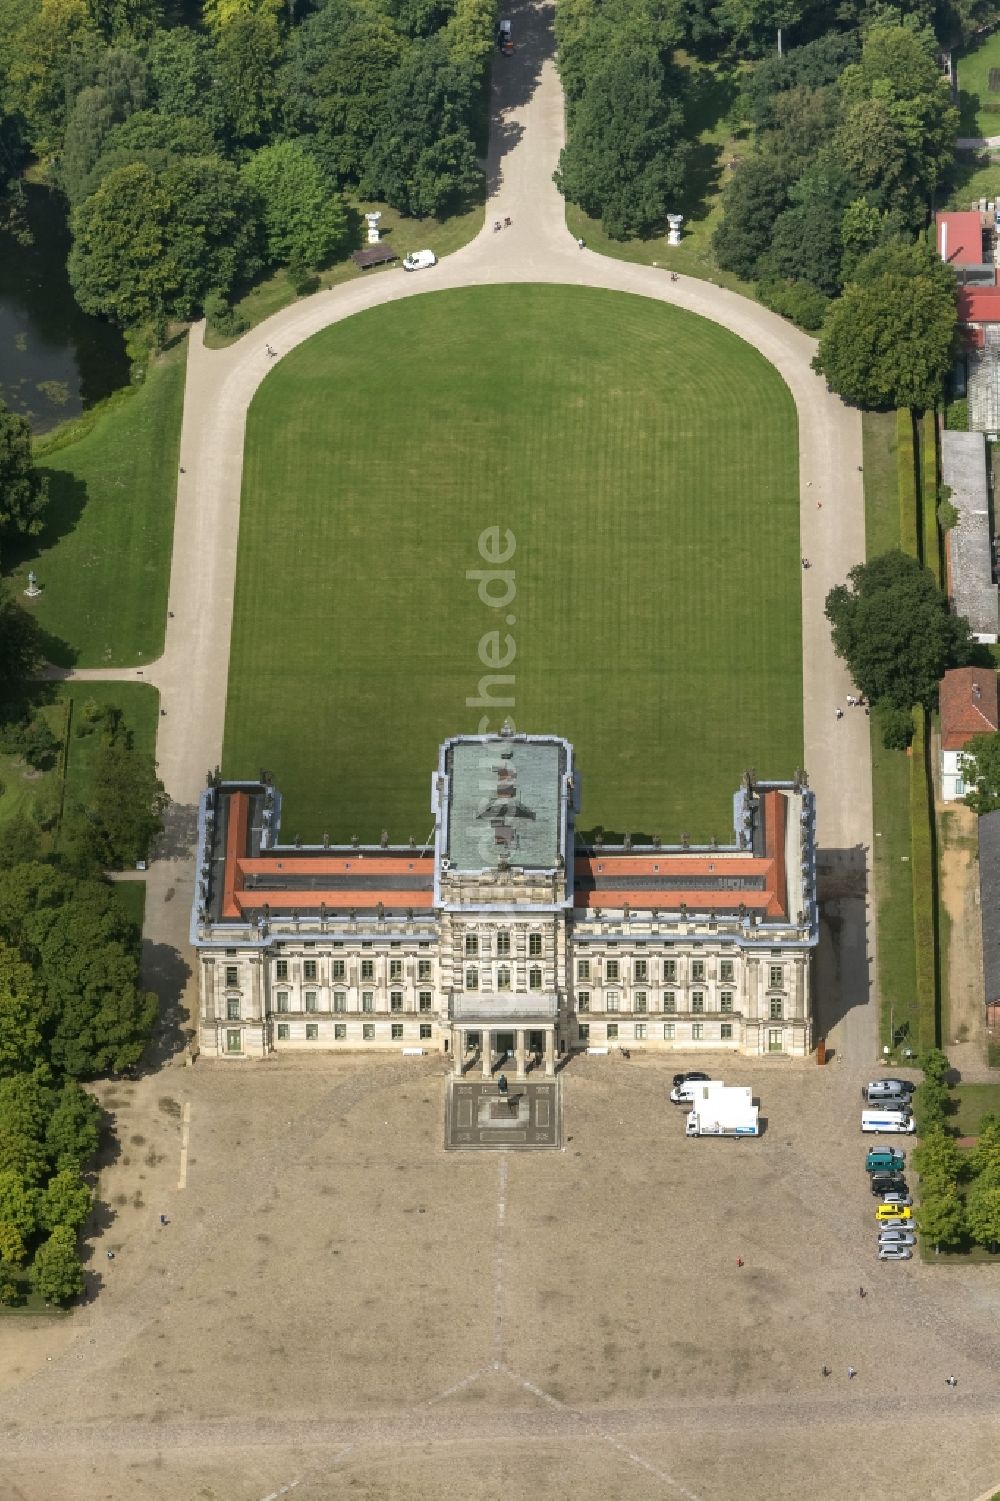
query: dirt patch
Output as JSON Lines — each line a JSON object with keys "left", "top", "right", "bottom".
{"left": 938, "top": 803, "right": 988, "bottom": 1074}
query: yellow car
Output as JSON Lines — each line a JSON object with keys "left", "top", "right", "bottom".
{"left": 876, "top": 1203, "right": 913, "bottom": 1222}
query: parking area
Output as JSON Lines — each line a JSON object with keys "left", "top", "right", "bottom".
{"left": 2, "top": 1052, "right": 1000, "bottom": 1500}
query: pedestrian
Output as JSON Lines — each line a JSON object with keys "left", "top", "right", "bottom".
{"left": 821, "top": 1365, "right": 830, "bottom": 1377}
{"left": 736, "top": 1257, "right": 744, "bottom": 1267}
{"left": 835, "top": 707, "right": 844, "bottom": 719}
{"left": 801, "top": 557, "right": 810, "bottom": 569}
{"left": 670, "top": 272, "right": 678, "bottom": 283}
{"left": 846, "top": 695, "right": 856, "bottom": 707}
{"left": 946, "top": 1375, "right": 958, "bottom": 1387}
{"left": 817, "top": 501, "right": 822, "bottom": 509}
{"left": 106, "top": 1250, "right": 115, "bottom": 1260}
{"left": 806, "top": 481, "right": 812, "bottom": 488}
{"left": 577, "top": 237, "right": 585, "bottom": 250}
{"left": 179, "top": 466, "right": 185, "bottom": 474}
{"left": 160, "top": 1215, "right": 169, "bottom": 1226}
{"left": 504, "top": 216, "right": 512, "bottom": 227}
{"left": 848, "top": 1366, "right": 856, "bottom": 1379}
{"left": 858, "top": 1286, "right": 866, "bottom": 1298}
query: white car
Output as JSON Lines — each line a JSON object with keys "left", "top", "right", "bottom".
{"left": 879, "top": 1228, "right": 916, "bottom": 1246}
{"left": 880, "top": 1192, "right": 913, "bottom": 1207}
{"left": 878, "top": 1244, "right": 912, "bottom": 1260}
{"left": 402, "top": 250, "right": 437, "bottom": 272}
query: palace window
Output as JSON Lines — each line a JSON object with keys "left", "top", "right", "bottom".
{"left": 663, "top": 1022, "right": 675, "bottom": 1040}
{"left": 332, "top": 960, "right": 345, "bottom": 980}
{"left": 577, "top": 992, "right": 590, "bottom": 1012}
{"left": 227, "top": 997, "right": 240, "bottom": 1020}
{"left": 306, "top": 1024, "right": 318, "bottom": 1041}
{"left": 335, "top": 1024, "right": 346, "bottom": 1040}
{"left": 634, "top": 1022, "right": 647, "bottom": 1041}
{"left": 362, "top": 991, "right": 374, "bottom": 1013}
{"left": 529, "top": 933, "right": 542, "bottom": 956}
{"left": 578, "top": 1023, "right": 590, "bottom": 1041}
{"left": 691, "top": 992, "right": 704, "bottom": 1013}
{"left": 720, "top": 1023, "right": 733, "bottom": 1040}
{"left": 634, "top": 959, "right": 648, "bottom": 981}
{"left": 692, "top": 1022, "right": 704, "bottom": 1040}
{"left": 331, "top": 991, "right": 346, "bottom": 1014}
{"left": 720, "top": 959, "right": 734, "bottom": 982}
{"left": 664, "top": 992, "right": 676, "bottom": 1012}
{"left": 529, "top": 967, "right": 542, "bottom": 991}
{"left": 276, "top": 992, "right": 288, "bottom": 1013}
{"left": 634, "top": 991, "right": 647, "bottom": 1013}
{"left": 277, "top": 1024, "right": 289, "bottom": 1041}
{"left": 606, "top": 992, "right": 620, "bottom": 1012}
{"left": 361, "top": 960, "right": 374, "bottom": 980}
{"left": 606, "top": 959, "right": 619, "bottom": 981}
{"left": 466, "top": 968, "right": 479, "bottom": 990}
{"left": 419, "top": 991, "right": 432, "bottom": 1012}
{"left": 769, "top": 965, "right": 783, "bottom": 989}
{"left": 664, "top": 959, "right": 676, "bottom": 982}
{"left": 419, "top": 1023, "right": 432, "bottom": 1040}
{"left": 691, "top": 960, "right": 705, "bottom": 982}
{"left": 303, "top": 960, "right": 317, "bottom": 981}
{"left": 390, "top": 959, "right": 402, "bottom": 981}
{"left": 770, "top": 998, "right": 783, "bottom": 1020}
{"left": 606, "top": 1023, "right": 619, "bottom": 1040}
{"left": 391, "top": 1024, "right": 403, "bottom": 1041}
{"left": 720, "top": 991, "right": 733, "bottom": 1013}
{"left": 305, "top": 991, "right": 317, "bottom": 1012}
{"left": 390, "top": 991, "right": 403, "bottom": 1012}
{"left": 496, "top": 932, "right": 511, "bottom": 957}
{"left": 225, "top": 966, "right": 239, "bottom": 987}
{"left": 226, "top": 1031, "right": 242, "bottom": 1053}
{"left": 363, "top": 1024, "right": 375, "bottom": 1041}
{"left": 577, "top": 959, "right": 591, "bottom": 980}
{"left": 497, "top": 966, "right": 512, "bottom": 991}
{"left": 465, "top": 934, "right": 479, "bottom": 957}
{"left": 418, "top": 960, "right": 432, "bottom": 980}
{"left": 275, "top": 960, "right": 288, "bottom": 981}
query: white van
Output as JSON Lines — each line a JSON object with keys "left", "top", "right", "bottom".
{"left": 861, "top": 1109, "right": 915, "bottom": 1134}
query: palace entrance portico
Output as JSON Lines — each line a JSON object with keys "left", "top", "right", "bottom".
{"left": 451, "top": 997, "right": 558, "bottom": 1079}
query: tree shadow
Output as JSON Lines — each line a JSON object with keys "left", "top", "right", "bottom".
{"left": 813, "top": 844, "right": 871, "bottom": 1040}
{"left": 140, "top": 936, "right": 192, "bottom": 1071}
{"left": 5, "top": 467, "right": 89, "bottom": 587}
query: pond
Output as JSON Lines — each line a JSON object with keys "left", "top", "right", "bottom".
{"left": 0, "top": 183, "right": 130, "bottom": 434}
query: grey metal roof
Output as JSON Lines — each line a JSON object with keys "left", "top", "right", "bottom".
{"left": 980, "top": 810, "right": 1000, "bottom": 1005}
{"left": 941, "top": 430, "right": 999, "bottom": 640}
{"left": 446, "top": 739, "right": 564, "bottom": 869}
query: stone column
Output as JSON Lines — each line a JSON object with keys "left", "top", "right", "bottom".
{"left": 544, "top": 1027, "right": 556, "bottom": 1078}
{"left": 453, "top": 1028, "right": 464, "bottom": 1075}
{"left": 514, "top": 1028, "right": 526, "bottom": 1080}
{"left": 481, "top": 1030, "right": 492, "bottom": 1077}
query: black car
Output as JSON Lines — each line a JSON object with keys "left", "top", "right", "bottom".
{"left": 871, "top": 1174, "right": 908, "bottom": 1196}
{"left": 672, "top": 1070, "right": 711, "bottom": 1091}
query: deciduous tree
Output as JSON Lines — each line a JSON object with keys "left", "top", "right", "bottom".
{"left": 39, "top": 1167, "right": 92, "bottom": 1232}
{"left": 960, "top": 731, "right": 1000, "bottom": 816}
{"left": 0, "top": 401, "right": 49, "bottom": 549}
{"left": 916, "top": 1180, "right": 965, "bottom": 1252}
{"left": 0, "top": 940, "right": 45, "bottom": 1077}
{"left": 365, "top": 38, "right": 480, "bottom": 217}
{"left": 31, "top": 1223, "right": 84, "bottom": 1303}
{"left": 241, "top": 140, "right": 348, "bottom": 270}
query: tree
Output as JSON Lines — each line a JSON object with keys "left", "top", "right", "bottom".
{"left": 87, "top": 730, "right": 167, "bottom": 867}
{"left": 56, "top": 47, "right": 147, "bottom": 204}
{"left": 0, "top": 940, "right": 45, "bottom": 1076}
{"left": 970, "top": 1113, "right": 1000, "bottom": 1184}
{"left": 917, "top": 1180, "right": 965, "bottom": 1252}
{"left": 0, "top": 401, "right": 49, "bottom": 550}
{"left": 713, "top": 157, "right": 790, "bottom": 281}
{"left": 0, "top": 1220, "right": 27, "bottom": 1267}
{"left": 32, "top": 1223, "right": 84, "bottom": 1303}
{"left": 5, "top": 0, "right": 101, "bottom": 157}
{"left": 960, "top": 731, "right": 1000, "bottom": 815}
{"left": 241, "top": 141, "right": 348, "bottom": 271}
{"left": 965, "top": 1178, "right": 1000, "bottom": 1251}
{"left": 555, "top": 47, "right": 688, "bottom": 239}
{"left": 0, "top": 1170, "right": 40, "bottom": 1238}
{"left": 913, "top": 1128, "right": 964, "bottom": 1188}
{"left": 365, "top": 39, "right": 481, "bottom": 218}
{"left": 39, "top": 1168, "right": 92, "bottom": 1232}
{"left": 146, "top": 27, "right": 223, "bottom": 134}
{"left": 45, "top": 1083, "right": 101, "bottom": 1171}
{"left": 215, "top": 8, "right": 283, "bottom": 149}
{"left": 813, "top": 247, "right": 957, "bottom": 410}
{"left": 824, "top": 551, "right": 974, "bottom": 713}
{"left": 913, "top": 1078, "right": 948, "bottom": 1136}
{"left": 920, "top": 1047, "right": 952, "bottom": 1086}
{"left": 69, "top": 156, "right": 259, "bottom": 327}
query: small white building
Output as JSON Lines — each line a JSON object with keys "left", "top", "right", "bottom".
{"left": 939, "top": 668, "right": 999, "bottom": 801}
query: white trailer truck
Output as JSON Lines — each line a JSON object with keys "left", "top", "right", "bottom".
{"left": 685, "top": 1084, "right": 759, "bottom": 1138}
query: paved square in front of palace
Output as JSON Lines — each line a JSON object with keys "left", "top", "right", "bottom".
{"left": 445, "top": 1077, "right": 562, "bottom": 1150}
{"left": 3, "top": 1053, "right": 1000, "bottom": 1501}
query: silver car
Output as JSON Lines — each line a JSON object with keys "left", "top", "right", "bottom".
{"left": 878, "top": 1244, "right": 912, "bottom": 1260}
{"left": 880, "top": 1191, "right": 913, "bottom": 1207}
{"left": 878, "top": 1228, "right": 916, "bottom": 1246}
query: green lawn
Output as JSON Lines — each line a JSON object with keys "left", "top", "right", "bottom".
{"left": 4, "top": 340, "right": 186, "bottom": 667}
{"left": 952, "top": 1083, "right": 1000, "bottom": 1137}
{"left": 957, "top": 31, "right": 1000, "bottom": 136}
{"left": 223, "top": 285, "right": 801, "bottom": 841}
{"left": 109, "top": 877, "right": 147, "bottom": 938}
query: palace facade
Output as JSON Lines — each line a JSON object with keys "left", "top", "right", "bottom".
{"left": 191, "top": 729, "right": 819, "bottom": 1073}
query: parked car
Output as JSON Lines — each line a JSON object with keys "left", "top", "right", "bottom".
{"left": 870, "top": 1174, "right": 908, "bottom": 1196}
{"left": 878, "top": 1228, "right": 916, "bottom": 1245}
{"left": 402, "top": 250, "right": 437, "bottom": 271}
{"left": 875, "top": 1202, "right": 913, "bottom": 1222}
{"left": 671, "top": 1071, "right": 711, "bottom": 1091}
{"left": 880, "top": 1191, "right": 913, "bottom": 1207}
{"left": 864, "top": 1079, "right": 913, "bottom": 1102}
{"left": 866, "top": 1148, "right": 905, "bottom": 1175}
{"left": 878, "top": 1244, "right": 912, "bottom": 1260}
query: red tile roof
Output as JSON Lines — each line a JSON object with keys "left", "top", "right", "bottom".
{"left": 940, "top": 668, "right": 999, "bottom": 751}
{"left": 937, "top": 211, "right": 986, "bottom": 268}
{"left": 958, "top": 285, "right": 1000, "bottom": 325}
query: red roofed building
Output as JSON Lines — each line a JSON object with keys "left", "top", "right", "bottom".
{"left": 940, "top": 668, "right": 1000, "bottom": 801}
{"left": 938, "top": 210, "right": 987, "bottom": 269}
{"left": 193, "top": 730, "right": 819, "bottom": 1066}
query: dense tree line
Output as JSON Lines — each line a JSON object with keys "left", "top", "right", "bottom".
{"left": 0, "top": 0, "right": 494, "bottom": 341}
{"left": 913, "top": 1053, "right": 1000, "bottom": 1254}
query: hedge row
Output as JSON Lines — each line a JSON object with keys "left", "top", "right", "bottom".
{"left": 897, "top": 408, "right": 919, "bottom": 559}
{"left": 910, "top": 705, "right": 940, "bottom": 1052}
{"left": 920, "top": 410, "right": 941, "bottom": 586}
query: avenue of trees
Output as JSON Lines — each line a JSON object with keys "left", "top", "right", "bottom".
{"left": 0, "top": 0, "right": 494, "bottom": 343}
{"left": 913, "top": 1053, "right": 1000, "bottom": 1255}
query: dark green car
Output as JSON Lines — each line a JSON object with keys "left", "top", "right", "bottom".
{"left": 866, "top": 1148, "right": 905, "bottom": 1174}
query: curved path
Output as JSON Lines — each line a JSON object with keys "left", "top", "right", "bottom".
{"left": 84, "top": 0, "right": 872, "bottom": 1062}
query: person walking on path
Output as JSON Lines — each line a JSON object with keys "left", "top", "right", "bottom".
{"left": 835, "top": 707, "right": 844, "bottom": 719}
{"left": 848, "top": 1366, "right": 857, "bottom": 1379}
{"left": 946, "top": 1375, "right": 958, "bottom": 1387}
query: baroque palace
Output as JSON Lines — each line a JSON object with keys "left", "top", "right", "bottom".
{"left": 192, "top": 729, "right": 819, "bottom": 1073}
